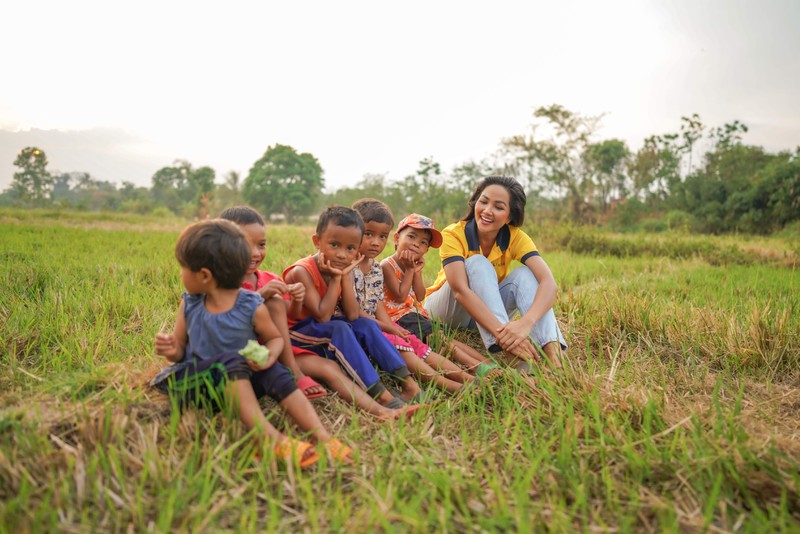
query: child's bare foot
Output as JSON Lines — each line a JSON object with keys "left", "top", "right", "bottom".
{"left": 541, "top": 342, "right": 563, "bottom": 370}
{"left": 377, "top": 404, "right": 421, "bottom": 422}
{"left": 377, "top": 390, "right": 406, "bottom": 409}
{"left": 398, "top": 379, "right": 421, "bottom": 402}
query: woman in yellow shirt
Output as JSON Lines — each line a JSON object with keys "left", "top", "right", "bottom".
{"left": 424, "top": 176, "right": 566, "bottom": 371}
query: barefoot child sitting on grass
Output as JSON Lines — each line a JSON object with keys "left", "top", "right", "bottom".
{"left": 220, "top": 205, "right": 418, "bottom": 422}
{"left": 350, "top": 199, "right": 475, "bottom": 393}
{"left": 283, "top": 206, "right": 425, "bottom": 407}
{"left": 382, "top": 213, "right": 502, "bottom": 380}
{"left": 152, "top": 219, "right": 352, "bottom": 467}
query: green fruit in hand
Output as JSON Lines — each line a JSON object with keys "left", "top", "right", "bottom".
{"left": 239, "top": 339, "right": 269, "bottom": 365}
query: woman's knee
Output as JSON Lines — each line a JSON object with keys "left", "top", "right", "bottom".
{"left": 507, "top": 264, "right": 538, "bottom": 287}
{"left": 465, "top": 255, "right": 497, "bottom": 280}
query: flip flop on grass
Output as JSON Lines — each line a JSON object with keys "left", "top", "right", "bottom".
{"left": 296, "top": 375, "right": 327, "bottom": 400}
{"left": 475, "top": 361, "right": 502, "bottom": 380}
{"left": 514, "top": 360, "right": 533, "bottom": 375}
{"left": 321, "top": 438, "right": 355, "bottom": 465}
{"left": 274, "top": 437, "right": 319, "bottom": 469}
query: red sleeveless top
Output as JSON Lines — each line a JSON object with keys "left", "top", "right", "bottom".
{"left": 282, "top": 255, "right": 340, "bottom": 326}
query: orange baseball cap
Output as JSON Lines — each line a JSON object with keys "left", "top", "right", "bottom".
{"left": 396, "top": 213, "right": 443, "bottom": 248}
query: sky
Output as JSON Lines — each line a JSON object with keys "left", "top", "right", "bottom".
{"left": 1, "top": 0, "right": 799, "bottom": 193}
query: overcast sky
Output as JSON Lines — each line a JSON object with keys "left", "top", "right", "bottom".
{"left": 1, "top": 0, "right": 798, "bottom": 193}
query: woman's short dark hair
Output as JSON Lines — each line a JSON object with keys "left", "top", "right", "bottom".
{"left": 352, "top": 198, "right": 394, "bottom": 227}
{"left": 316, "top": 205, "right": 365, "bottom": 237}
{"left": 219, "top": 205, "right": 265, "bottom": 226}
{"left": 175, "top": 219, "right": 250, "bottom": 289}
{"left": 462, "top": 176, "right": 527, "bottom": 227}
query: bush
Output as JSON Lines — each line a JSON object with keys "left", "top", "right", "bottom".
{"left": 149, "top": 206, "right": 174, "bottom": 219}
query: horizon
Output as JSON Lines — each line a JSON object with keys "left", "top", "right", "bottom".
{"left": 2, "top": 0, "right": 799, "bottom": 192}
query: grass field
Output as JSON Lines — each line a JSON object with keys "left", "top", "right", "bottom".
{"left": 1, "top": 208, "right": 798, "bottom": 533}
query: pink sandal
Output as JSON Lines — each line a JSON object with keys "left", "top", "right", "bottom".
{"left": 296, "top": 375, "right": 327, "bottom": 400}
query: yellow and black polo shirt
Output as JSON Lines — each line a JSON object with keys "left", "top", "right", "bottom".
{"left": 425, "top": 219, "right": 540, "bottom": 298}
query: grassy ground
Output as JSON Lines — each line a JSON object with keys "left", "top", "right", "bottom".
{"left": 1, "top": 208, "right": 798, "bottom": 533}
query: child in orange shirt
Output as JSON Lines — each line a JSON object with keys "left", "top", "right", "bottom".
{"left": 352, "top": 199, "right": 474, "bottom": 393}
{"left": 383, "top": 213, "right": 502, "bottom": 379}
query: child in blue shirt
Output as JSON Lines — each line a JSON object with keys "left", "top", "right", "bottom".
{"left": 153, "top": 219, "right": 352, "bottom": 467}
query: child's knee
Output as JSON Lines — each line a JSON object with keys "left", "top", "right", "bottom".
{"left": 266, "top": 297, "right": 287, "bottom": 318}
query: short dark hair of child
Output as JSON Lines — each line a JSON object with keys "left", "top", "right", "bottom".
{"left": 316, "top": 205, "right": 365, "bottom": 237}
{"left": 219, "top": 205, "right": 265, "bottom": 226}
{"left": 352, "top": 198, "right": 394, "bottom": 227}
{"left": 175, "top": 219, "right": 250, "bottom": 289}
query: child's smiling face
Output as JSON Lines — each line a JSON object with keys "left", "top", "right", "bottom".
{"left": 394, "top": 227, "right": 431, "bottom": 260}
{"left": 313, "top": 222, "right": 363, "bottom": 270}
{"left": 239, "top": 223, "right": 267, "bottom": 275}
{"left": 360, "top": 221, "right": 392, "bottom": 260}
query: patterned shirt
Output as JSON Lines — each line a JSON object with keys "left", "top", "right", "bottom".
{"left": 353, "top": 259, "right": 384, "bottom": 317}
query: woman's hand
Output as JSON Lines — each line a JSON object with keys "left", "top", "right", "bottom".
{"left": 495, "top": 319, "right": 538, "bottom": 358}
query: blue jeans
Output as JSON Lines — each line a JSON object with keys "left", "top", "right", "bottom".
{"left": 289, "top": 316, "right": 408, "bottom": 393}
{"left": 424, "top": 255, "right": 567, "bottom": 352}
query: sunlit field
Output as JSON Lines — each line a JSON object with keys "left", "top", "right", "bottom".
{"left": 1, "top": 208, "right": 798, "bottom": 532}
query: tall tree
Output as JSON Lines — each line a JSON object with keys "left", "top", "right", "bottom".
{"left": 679, "top": 113, "right": 705, "bottom": 177}
{"left": 502, "top": 104, "right": 602, "bottom": 222}
{"left": 627, "top": 134, "right": 682, "bottom": 204}
{"left": 242, "top": 144, "right": 324, "bottom": 224}
{"left": 584, "top": 139, "right": 629, "bottom": 212}
{"left": 11, "top": 146, "right": 53, "bottom": 206}
{"left": 150, "top": 160, "right": 216, "bottom": 215}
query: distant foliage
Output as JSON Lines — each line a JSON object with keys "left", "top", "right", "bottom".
{"left": 2, "top": 109, "right": 798, "bottom": 235}
{"left": 242, "top": 144, "right": 324, "bottom": 224}
{"left": 10, "top": 146, "right": 52, "bottom": 206}
{"left": 550, "top": 225, "right": 760, "bottom": 266}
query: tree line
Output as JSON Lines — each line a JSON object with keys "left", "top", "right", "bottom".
{"left": 3, "top": 104, "right": 798, "bottom": 234}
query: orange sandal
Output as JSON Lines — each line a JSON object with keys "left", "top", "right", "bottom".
{"left": 274, "top": 437, "right": 319, "bottom": 469}
{"left": 322, "top": 438, "right": 354, "bottom": 465}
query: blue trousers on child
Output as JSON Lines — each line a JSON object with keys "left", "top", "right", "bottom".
{"left": 289, "top": 316, "right": 409, "bottom": 395}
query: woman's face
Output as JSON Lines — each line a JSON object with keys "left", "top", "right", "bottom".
{"left": 474, "top": 184, "right": 511, "bottom": 234}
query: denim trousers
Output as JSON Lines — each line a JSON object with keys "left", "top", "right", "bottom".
{"left": 424, "top": 255, "right": 567, "bottom": 352}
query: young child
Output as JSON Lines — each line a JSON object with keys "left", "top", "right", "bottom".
{"left": 382, "top": 213, "right": 501, "bottom": 379}
{"left": 219, "top": 206, "right": 418, "bottom": 421}
{"left": 283, "top": 206, "right": 424, "bottom": 406}
{"left": 152, "top": 219, "right": 351, "bottom": 468}
{"left": 351, "top": 199, "right": 474, "bottom": 393}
